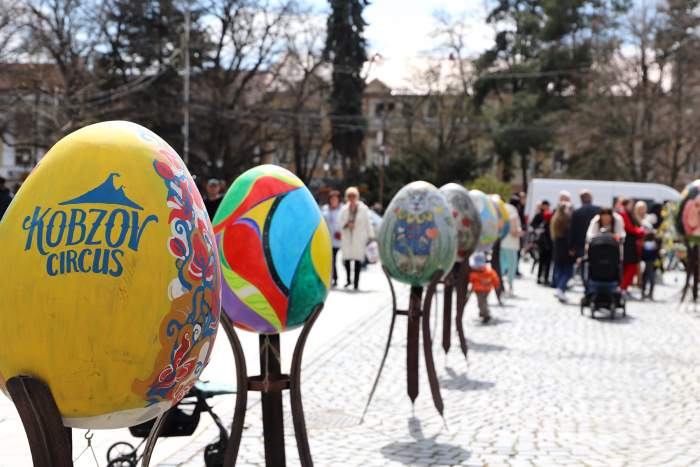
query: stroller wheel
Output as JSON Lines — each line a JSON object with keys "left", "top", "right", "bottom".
{"left": 107, "top": 458, "right": 136, "bottom": 467}
{"left": 107, "top": 442, "right": 135, "bottom": 462}
{"left": 204, "top": 438, "right": 227, "bottom": 467}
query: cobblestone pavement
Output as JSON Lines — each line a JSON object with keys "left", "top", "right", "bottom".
{"left": 3, "top": 266, "right": 700, "bottom": 466}
{"left": 154, "top": 267, "right": 700, "bottom": 467}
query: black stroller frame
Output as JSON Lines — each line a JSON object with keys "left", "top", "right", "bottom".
{"left": 580, "top": 235, "right": 626, "bottom": 319}
{"left": 107, "top": 381, "right": 235, "bottom": 467}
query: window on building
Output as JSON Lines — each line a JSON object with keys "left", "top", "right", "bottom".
{"left": 15, "top": 148, "right": 31, "bottom": 167}
{"left": 553, "top": 149, "right": 566, "bottom": 174}
{"left": 427, "top": 102, "right": 439, "bottom": 118}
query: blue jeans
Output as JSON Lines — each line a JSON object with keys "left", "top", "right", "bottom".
{"left": 554, "top": 264, "right": 574, "bottom": 292}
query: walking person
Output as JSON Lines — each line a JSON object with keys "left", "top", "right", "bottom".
{"left": 568, "top": 190, "right": 600, "bottom": 291}
{"left": 551, "top": 202, "right": 575, "bottom": 302}
{"left": 338, "top": 187, "right": 375, "bottom": 290}
{"left": 536, "top": 209, "right": 553, "bottom": 285}
{"left": 641, "top": 231, "right": 660, "bottom": 300}
{"left": 203, "top": 179, "right": 223, "bottom": 219}
{"left": 516, "top": 192, "right": 526, "bottom": 276}
{"left": 616, "top": 197, "right": 645, "bottom": 298}
{"left": 469, "top": 252, "right": 501, "bottom": 324}
{"left": 500, "top": 196, "right": 523, "bottom": 295}
{"left": 321, "top": 190, "right": 342, "bottom": 287}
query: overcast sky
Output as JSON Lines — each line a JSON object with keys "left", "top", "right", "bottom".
{"left": 308, "top": 0, "right": 497, "bottom": 58}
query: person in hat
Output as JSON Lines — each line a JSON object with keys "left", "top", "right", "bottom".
{"left": 469, "top": 252, "right": 500, "bottom": 324}
{"left": 204, "top": 178, "right": 223, "bottom": 219}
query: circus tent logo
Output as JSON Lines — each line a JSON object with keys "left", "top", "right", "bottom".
{"left": 22, "top": 173, "right": 158, "bottom": 277}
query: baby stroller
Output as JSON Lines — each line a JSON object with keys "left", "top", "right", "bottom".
{"left": 580, "top": 235, "right": 626, "bottom": 318}
{"left": 107, "top": 381, "right": 236, "bottom": 467}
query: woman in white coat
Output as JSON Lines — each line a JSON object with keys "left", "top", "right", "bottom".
{"left": 338, "top": 187, "right": 375, "bottom": 290}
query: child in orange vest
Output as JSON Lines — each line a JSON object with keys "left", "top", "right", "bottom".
{"left": 469, "top": 252, "right": 500, "bottom": 323}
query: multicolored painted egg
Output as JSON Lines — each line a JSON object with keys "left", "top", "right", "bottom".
{"left": 491, "top": 195, "right": 510, "bottom": 239}
{"left": 212, "top": 165, "right": 331, "bottom": 334}
{"left": 0, "top": 122, "right": 221, "bottom": 429}
{"left": 378, "top": 181, "right": 457, "bottom": 286}
{"left": 469, "top": 190, "right": 499, "bottom": 252}
{"left": 439, "top": 183, "right": 482, "bottom": 261}
{"left": 677, "top": 180, "right": 700, "bottom": 244}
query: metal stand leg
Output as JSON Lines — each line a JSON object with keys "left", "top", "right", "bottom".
{"left": 290, "top": 304, "right": 324, "bottom": 467}
{"left": 222, "top": 314, "right": 249, "bottom": 467}
{"left": 442, "top": 267, "right": 455, "bottom": 354}
{"left": 141, "top": 407, "right": 175, "bottom": 467}
{"left": 222, "top": 304, "right": 323, "bottom": 467}
{"left": 422, "top": 271, "right": 445, "bottom": 417}
{"left": 6, "top": 374, "right": 73, "bottom": 467}
{"left": 259, "top": 334, "right": 285, "bottom": 467}
{"left": 407, "top": 286, "right": 422, "bottom": 404}
{"left": 455, "top": 255, "right": 472, "bottom": 359}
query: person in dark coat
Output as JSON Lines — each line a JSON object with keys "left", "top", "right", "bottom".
{"left": 0, "top": 176, "right": 12, "bottom": 221}
{"left": 551, "top": 202, "right": 575, "bottom": 302}
{"left": 530, "top": 200, "right": 550, "bottom": 230}
{"left": 536, "top": 209, "right": 553, "bottom": 285}
{"left": 203, "top": 178, "right": 223, "bottom": 219}
{"left": 616, "top": 197, "right": 645, "bottom": 297}
{"left": 567, "top": 189, "right": 600, "bottom": 290}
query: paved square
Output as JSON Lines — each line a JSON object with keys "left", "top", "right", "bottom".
{"left": 155, "top": 268, "right": 700, "bottom": 466}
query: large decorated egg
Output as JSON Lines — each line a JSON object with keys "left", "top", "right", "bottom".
{"left": 212, "top": 165, "right": 331, "bottom": 334}
{"left": 378, "top": 181, "right": 457, "bottom": 285}
{"left": 470, "top": 190, "right": 499, "bottom": 252}
{"left": 439, "top": 183, "right": 482, "bottom": 261}
{"left": 491, "top": 195, "right": 510, "bottom": 239}
{"left": 677, "top": 180, "right": 700, "bottom": 244}
{"left": 0, "top": 122, "right": 221, "bottom": 429}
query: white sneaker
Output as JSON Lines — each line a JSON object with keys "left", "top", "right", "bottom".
{"left": 556, "top": 289, "right": 568, "bottom": 303}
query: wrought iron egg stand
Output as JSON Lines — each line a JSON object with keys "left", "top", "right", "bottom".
{"left": 220, "top": 304, "right": 324, "bottom": 467}
{"left": 363, "top": 266, "right": 445, "bottom": 420}
{"left": 6, "top": 373, "right": 180, "bottom": 467}
{"left": 7, "top": 306, "right": 323, "bottom": 467}
{"left": 439, "top": 250, "right": 474, "bottom": 359}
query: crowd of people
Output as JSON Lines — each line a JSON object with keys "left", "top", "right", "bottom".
{"left": 526, "top": 189, "right": 662, "bottom": 303}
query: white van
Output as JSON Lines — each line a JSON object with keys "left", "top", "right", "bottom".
{"left": 524, "top": 178, "right": 680, "bottom": 223}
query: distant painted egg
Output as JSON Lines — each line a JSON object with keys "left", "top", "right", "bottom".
{"left": 379, "top": 181, "right": 457, "bottom": 285}
{"left": 0, "top": 122, "right": 221, "bottom": 429}
{"left": 212, "top": 165, "right": 331, "bottom": 334}
{"left": 491, "top": 195, "right": 510, "bottom": 239}
{"left": 439, "top": 183, "right": 482, "bottom": 261}
{"left": 469, "top": 190, "right": 499, "bottom": 252}
{"left": 677, "top": 180, "right": 700, "bottom": 244}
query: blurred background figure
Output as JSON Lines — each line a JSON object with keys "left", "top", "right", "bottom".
{"left": 568, "top": 189, "right": 600, "bottom": 291}
{"left": 551, "top": 202, "right": 575, "bottom": 302}
{"left": 0, "top": 176, "right": 11, "bottom": 220}
{"left": 322, "top": 190, "right": 342, "bottom": 287}
{"left": 559, "top": 190, "right": 571, "bottom": 204}
{"left": 517, "top": 192, "right": 527, "bottom": 276}
{"left": 469, "top": 252, "right": 500, "bottom": 323}
{"left": 338, "top": 187, "right": 375, "bottom": 290}
{"left": 615, "top": 197, "right": 645, "bottom": 298}
{"left": 500, "top": 196, "right": 523, "bottom": 295}
{"left": 204, "top": 178, "right": 223, "bottom": 219}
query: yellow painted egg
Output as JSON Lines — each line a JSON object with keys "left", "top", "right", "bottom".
{"left": 0, "top": 122, "right": 221, "bottom": 429}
